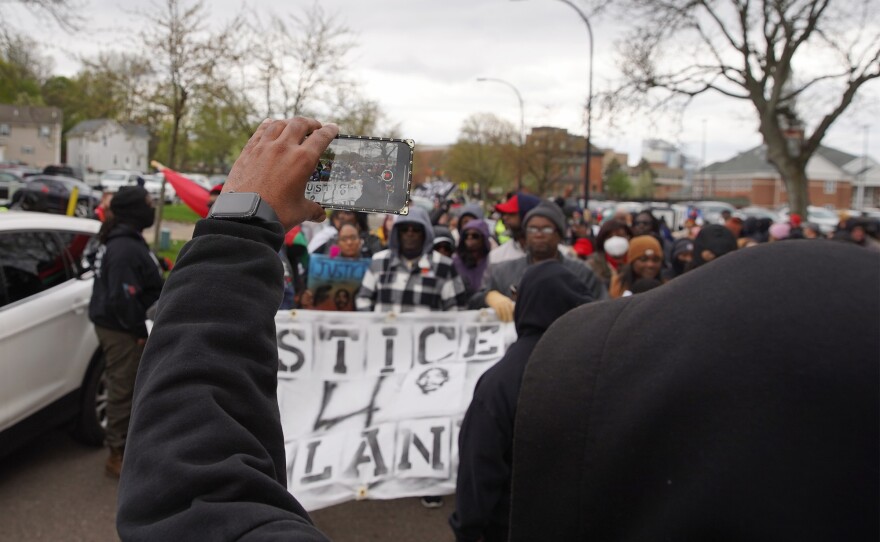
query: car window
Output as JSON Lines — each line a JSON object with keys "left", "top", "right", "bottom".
{"left": 0, "top": 231, "right": 74, "bottom": 308}
{"left": 102, "top": 173, "right": 127, "bottom": 181}
{"left": 57, "top": 231, "right": 100, "bottom": 277}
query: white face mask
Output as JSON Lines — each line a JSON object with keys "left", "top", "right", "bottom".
{"left": 604, "top": 236, "right": 629, "bottom": 258}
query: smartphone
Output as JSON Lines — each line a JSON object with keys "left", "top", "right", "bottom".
{"left": 305, "top": 135, "right": 414, "bottom": 215}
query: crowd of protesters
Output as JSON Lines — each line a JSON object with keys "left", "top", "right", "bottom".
{"left": 276, "top": 191, "right": 880, "bottom": 538}
{"left": 111, "top": 118, "right": 877, "bottom": 542}
{"left": 282, "top": 192, "right": 880, "bottom": 316}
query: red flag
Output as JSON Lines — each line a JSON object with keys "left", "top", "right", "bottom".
{"left": 158, "top": 166, "right": 211, "bottom": 217}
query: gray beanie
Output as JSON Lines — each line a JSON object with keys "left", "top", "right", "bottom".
{"left": 524, "top": 201, "right": 566, "bottom": 236}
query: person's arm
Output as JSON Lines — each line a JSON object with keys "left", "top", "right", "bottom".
{"left": 117, "top": 117, "right": 336, "bottom": 541}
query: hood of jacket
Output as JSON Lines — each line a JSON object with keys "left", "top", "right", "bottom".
{"left": 514, "top": 260, "right": 593, "bottom": 337}
{"left": 459, "top": 202, "right": 485, "bottom": 223}
{"left": 457, "top": 218, "right": 492, "bottom": 253}
{"left": 389, "top": 206, "right": 435, "bottom": 256}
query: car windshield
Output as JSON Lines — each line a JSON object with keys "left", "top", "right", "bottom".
{"left": 102, "top": 173, "right": 127, "bottom": 181}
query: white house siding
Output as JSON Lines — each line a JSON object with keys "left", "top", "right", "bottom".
{"left": 67, "top": 121, "right": 148, "bottom": 173}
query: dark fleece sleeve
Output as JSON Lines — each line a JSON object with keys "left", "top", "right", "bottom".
{"left": 117, "top": 219, "right": 329, "bottom": 542}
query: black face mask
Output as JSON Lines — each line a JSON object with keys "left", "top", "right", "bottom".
{"left": 119, "top": 204, "right": 155, "bottom": 231}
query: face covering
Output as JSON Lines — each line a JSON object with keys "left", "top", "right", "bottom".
{"left": 128, "top": 205, "right": 156, "bottom": 230}
{"left": 604, "top": 236, "right": 629, "bottom": 258}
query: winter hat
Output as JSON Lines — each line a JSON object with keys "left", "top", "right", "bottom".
{"left": 111, "top": 185, "right": 150, "bottom": 213}
{"left": 789, "top": 213, "right": 802, "bottom": 228}
{"left": 604, "top": 236, "right": 629, "bottom": 258}
{"left": 769, "top": 222, "right": 791, "bottom": 240}
{"left": 627, "top": 235, "right": 663, "bottom": 262}
{"left": 111, "top": 186, "right": 154, "bottom": 230}
{"left": 672, "top": 238, "right": 695, "bottom": 259}
{"left": 691, "top": 224, "right": 738, "bottom": 268}
{"left": 432, "top": 225, "right": 454, "bottom": 248}
{"left": 524, "top": 201, "right": 566, "bottom": 236}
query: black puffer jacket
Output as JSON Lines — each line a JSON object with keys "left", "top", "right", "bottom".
{"left": 88, "top": 224, "right": 163, "bottom": 338}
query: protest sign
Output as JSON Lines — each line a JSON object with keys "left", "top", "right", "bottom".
{"left": 307, "top": 255, "right": 371, "bottom": 311}
{"left": 275, "top": 309, "right": 516, "bottom": 511}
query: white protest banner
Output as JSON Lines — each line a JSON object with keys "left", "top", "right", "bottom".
{"left": 275, "top": 309, "right": 516, "bottom": 511}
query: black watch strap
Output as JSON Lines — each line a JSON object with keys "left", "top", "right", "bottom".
{"left": 208, "top": 192, "right": 280, "bottom": 224}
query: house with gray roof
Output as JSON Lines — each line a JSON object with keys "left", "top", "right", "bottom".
{"left": 66, "top": 119, "right": 149, "bottom": 173}
{"left": 0, "top": 104, "right": 63, "bottom": 167}
{"left": 698, "top": 144, "right": 859, "bottom": 209}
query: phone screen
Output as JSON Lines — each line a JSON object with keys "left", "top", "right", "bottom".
{"left": 305, "top": 135, "right": 414, "bottom": 214}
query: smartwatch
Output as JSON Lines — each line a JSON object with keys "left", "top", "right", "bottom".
{"left": 208, "top": 192, "right": 280, "bottom": 224}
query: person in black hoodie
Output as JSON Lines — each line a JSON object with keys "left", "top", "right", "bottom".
{"left": 449, "top": 260, "right": 593, "bottom": 542}
{"left": 509, "top": 240, "right": 879, "bottom": 541}
{"left": 117, "top": 118, "right": 337, "bottom": 541}
{"left": 88, "top": 185, "right": 164, "bottom": 477}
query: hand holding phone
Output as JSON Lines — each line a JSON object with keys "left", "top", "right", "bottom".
{"left": 225, "top": 118, "right": 338, "bottom": 229}
{"left": 305, "top": 135, "right": 414, "bottom": 215}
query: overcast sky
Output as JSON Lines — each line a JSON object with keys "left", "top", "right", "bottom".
{"left": 7, "top": 0, "right": 880, "bottom": 166}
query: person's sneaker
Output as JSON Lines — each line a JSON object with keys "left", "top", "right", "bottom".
{"left": 105, "top": 447, "right": 124, "bottom": 478}
{"left": 420, "top": 496, "right": 444, "bottom": 508}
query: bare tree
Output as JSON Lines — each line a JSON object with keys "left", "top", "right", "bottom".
{"left": 0, "top": 0, "right": 84, "bottom": 37}
{"left": 445, "top": 113, "right": 518, "bottom": 199}
{"left": 604, "top": 0, "right": 880, "bottom": 215}
{"left": 249, "top": 3, "right": 356, "bottom": 119}
{"left": 523, "top": 128, "right": 578, "bottom": 196}
{"left": 140, "top": 0, "right": 245, "bottom": 245}
{"left": 79, "top": 52, "right": 154, "bottom": 124}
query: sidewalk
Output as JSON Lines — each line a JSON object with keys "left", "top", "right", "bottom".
{"left": 145, "top": 220, "right": 196, "bottom": 242}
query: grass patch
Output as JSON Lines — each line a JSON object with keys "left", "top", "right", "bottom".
{"left": 160, "top": 203, "right": 201, "bottom": 223}
{"left": 153, "top": 239, "right": 188, "bottom": 267}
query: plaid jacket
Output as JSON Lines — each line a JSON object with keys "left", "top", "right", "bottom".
{"left": 355, "top": 249, "right": 468, "bottom": 313}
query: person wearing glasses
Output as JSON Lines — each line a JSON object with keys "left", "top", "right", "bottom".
{"left": 478, "top": 202, "right": 607, "bottom": 322}
{"left": 453, "top": 218, "right": 492, "bottom": 299}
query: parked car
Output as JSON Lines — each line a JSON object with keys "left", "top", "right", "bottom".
{"left": 0, "top": 212, "right": 107, "bottom": 457}
{"left": 180, "top": 172, "right": 213, "bottom": 192}
{"left": 98, "top": 169, "right": 143, "bottom": 193}
{"left": 0, "top": 170, "right": 25, "bottom": 206}
{"left": 9, "top": 175, "right": 102, "bottom": 218}
{"left": 142, "top": 173, "right": 177, "bottom": 204}
{"left": 778, "top": 205, "right": 840, "bottom": 234}
{"left": 43, "top": 164, "right": 85, "bottom": 182}
{"left": 737, "top": 206, "right": 780, "bottom": 222}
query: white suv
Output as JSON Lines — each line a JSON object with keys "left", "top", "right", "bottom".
{"left": 99, "top": 170, "right": 143, "bottom": 193}
{"left": 0, "top": 212, "right": 107, "bottom": 456}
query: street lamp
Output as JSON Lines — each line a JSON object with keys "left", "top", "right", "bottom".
{"left": 477, "top": 77, "right": 525, "bottom": 191}
{"left": 512, "top": 0, "right": 594, "bottom": 206}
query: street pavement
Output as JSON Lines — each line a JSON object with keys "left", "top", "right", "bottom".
{"left": 0, "top": 429, "right": 456, "bottom": 542}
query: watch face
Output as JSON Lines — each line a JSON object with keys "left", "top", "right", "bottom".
{"left": 210, "top": 192, "right": 259, "bottom": 217}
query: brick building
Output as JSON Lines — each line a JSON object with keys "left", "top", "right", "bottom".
{"left": 698, "top": 145, "right": 855, "bottom": 208}
{"left": 524, "top": 126, "right": 603, "bottom": 197}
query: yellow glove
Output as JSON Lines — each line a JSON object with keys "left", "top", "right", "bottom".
{"left": 485, "top": 290, "right": 515, "bottom": 322}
